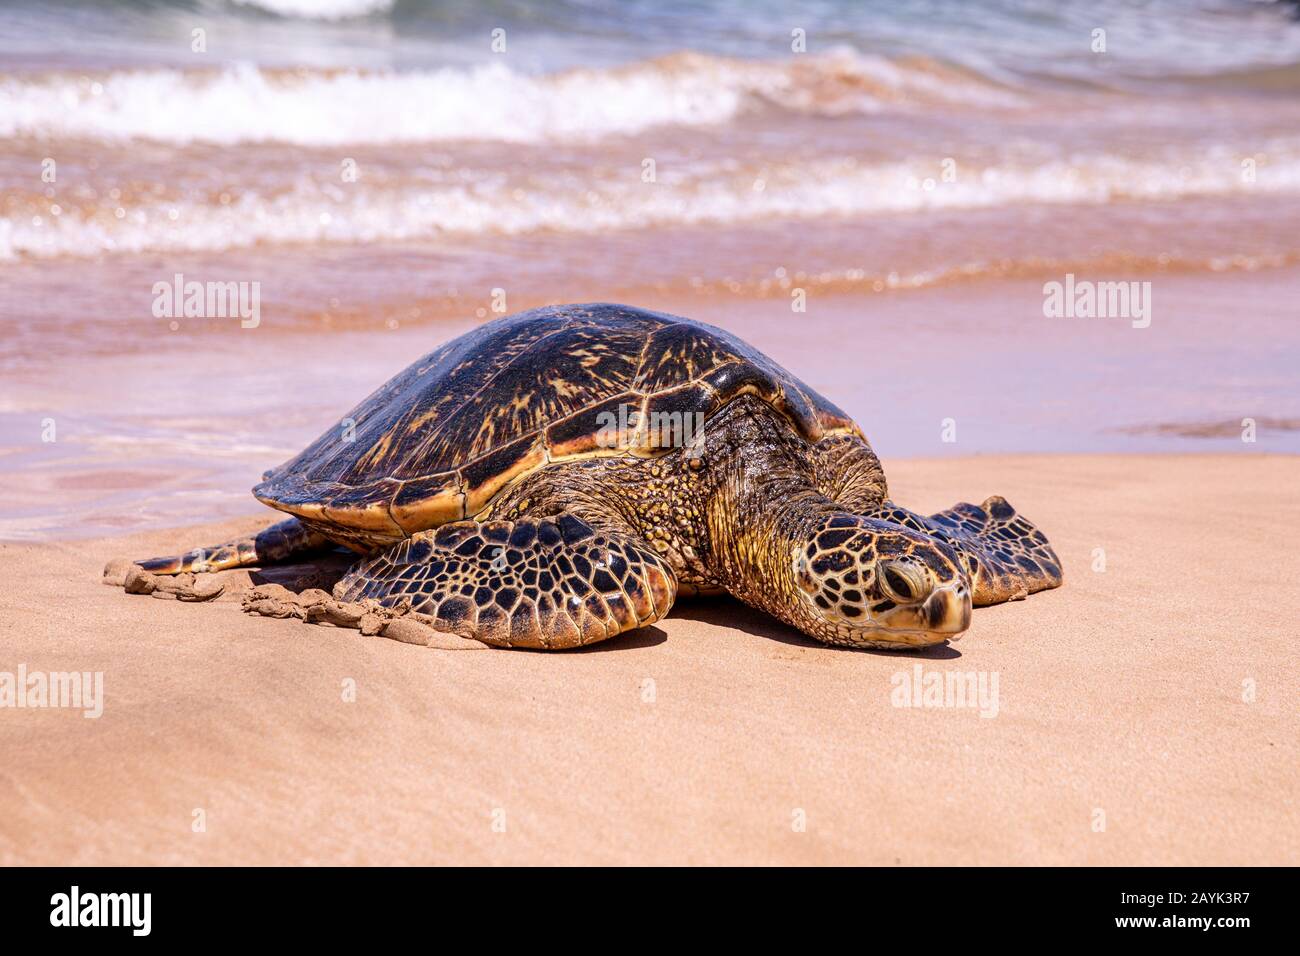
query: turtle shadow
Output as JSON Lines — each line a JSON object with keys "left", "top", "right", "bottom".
{"left": 247, "top": 550, "right": 353, "bottom": 593}
{"left": 670, "top": 596, "right": 963, "bottom": 659}
{"left": 570, "top": 626, "right": 668, "bottom": 652}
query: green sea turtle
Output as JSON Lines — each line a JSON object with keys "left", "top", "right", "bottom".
{"left": 130, "top": 303, "right": 1061, "bottom": 649}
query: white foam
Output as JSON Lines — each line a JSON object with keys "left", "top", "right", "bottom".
{"left": 0, "top": 52, "right": 1016, "bottom": 146}
{"left": 229, "top": 0, "right": 394, "bottom": 20}
{"left": 6, "top": 146, "right": 1300, "bottom": 260}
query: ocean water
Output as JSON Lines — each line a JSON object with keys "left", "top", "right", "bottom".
{"left": 4, "top": 0, "right": 1300, "bottom": 260}
{"left": 1, "top": 0, "right": 1299, "bottom": 539}
{"left": 6, "top": 0, "right": 1300, "bottom": 76}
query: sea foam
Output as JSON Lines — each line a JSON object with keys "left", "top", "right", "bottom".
{"left": 0, "top": 51, "right": 1017, "bottom": 146}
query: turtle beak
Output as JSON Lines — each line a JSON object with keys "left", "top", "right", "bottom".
{"left": 921, "top": 583, "right": 971, "bottom": 638}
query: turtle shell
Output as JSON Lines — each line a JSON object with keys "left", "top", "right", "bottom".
{"left": 254, "top": 303, "right": 861, "bottom": 542}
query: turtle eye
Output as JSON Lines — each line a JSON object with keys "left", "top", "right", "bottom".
{"left": 880, "top": 561, "right": 925, "bottom": 604}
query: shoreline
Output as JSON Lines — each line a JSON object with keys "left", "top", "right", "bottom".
{"left": 5, "top": 263, "right": 1300, "bottom": 543}
{"left": 2, "top": 453, "right": 1295, "bottom": 865}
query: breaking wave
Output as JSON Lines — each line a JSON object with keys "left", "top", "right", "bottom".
{"left": 228, "top": 0, "right": 394, "bottom": 19}
{"left": 0, "top": 51, "right": 1019, "bottom": 146}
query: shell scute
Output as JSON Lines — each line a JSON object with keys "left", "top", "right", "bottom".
{"left": 403, "top": 323, "right": 647, "bottom": 472}
{"left": 545, "top": 390, "right": 644, "bottom": 461}
{"left": 638, "top": 381, "right": 718, "bottom": 453}
{"left": 633, "top": 320, "right": 744, "bottom": 392}
{"left": 390, "top": 472, "right": 464, "bottom": 533}
{"left": 319, "top": 479, "right": 404, "bottom": 536}
{"left": 460, "top": 434, "right": 548, "bottom": 517}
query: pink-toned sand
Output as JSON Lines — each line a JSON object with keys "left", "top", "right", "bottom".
{"left": 0, "top": 453, "right": 1295, "bottom": 865}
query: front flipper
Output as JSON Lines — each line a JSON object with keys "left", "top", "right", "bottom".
{"left": 334, "top": 514, "right": 677, "bottom": 649}
{"left": 870, "top": 497, "right": 1062, "bottom": 605}
{"left": 134, "top": 517, "right": 330, "bottom": 575}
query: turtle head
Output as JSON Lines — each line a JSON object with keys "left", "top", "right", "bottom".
{"left": 793, "top": 516, "right": 971, "bottom": 647}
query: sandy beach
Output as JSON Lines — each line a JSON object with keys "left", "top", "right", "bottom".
{"left": 2, "top": 453, "right": 1294, "bottom": 866}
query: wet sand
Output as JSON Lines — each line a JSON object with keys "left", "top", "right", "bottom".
{"left": 1, "top": 453, "right": 1295, "bottom": 866}
{"left": 5, "top": 266, "right": 1299, "bottom": 542}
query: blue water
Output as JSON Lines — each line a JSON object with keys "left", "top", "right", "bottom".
{"left": 4, "top": 0, "right": 1300, "bottom": 81}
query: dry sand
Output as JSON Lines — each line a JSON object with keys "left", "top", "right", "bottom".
{"left": 0, "top": 453, "right": 1295, "bottom": 866}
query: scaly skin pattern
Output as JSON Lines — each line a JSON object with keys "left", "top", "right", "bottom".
{"left": 687, "top": 401, "right": 971, "bottom": 647}
{"left": 333, "top": 514, "right": 675, "bottom": 649}
{"left": 134, "top": 517, "right": 328, "bottom": 575}
{"left": 865, "top": 499, "right": 1063, "bottom": 606}
{"left": 482, "top": 396, "right": 884, "bottom": 594}
{"left": 486, "top": 396, "right": 1057, "bottom": 648}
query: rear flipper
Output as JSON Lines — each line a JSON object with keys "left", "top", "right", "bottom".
{"left": 334, "top": 513, "right": 677, "bottom": 649}
{"left": 870, "top": 497, "right": 1062, "bottom": 605}
{"left": 135, "top": 517, "right": 330, "bottom": 575}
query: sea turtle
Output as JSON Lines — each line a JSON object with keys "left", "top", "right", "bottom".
{"left": 131, "top": 303, "right": 1061, "bottom": 649}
